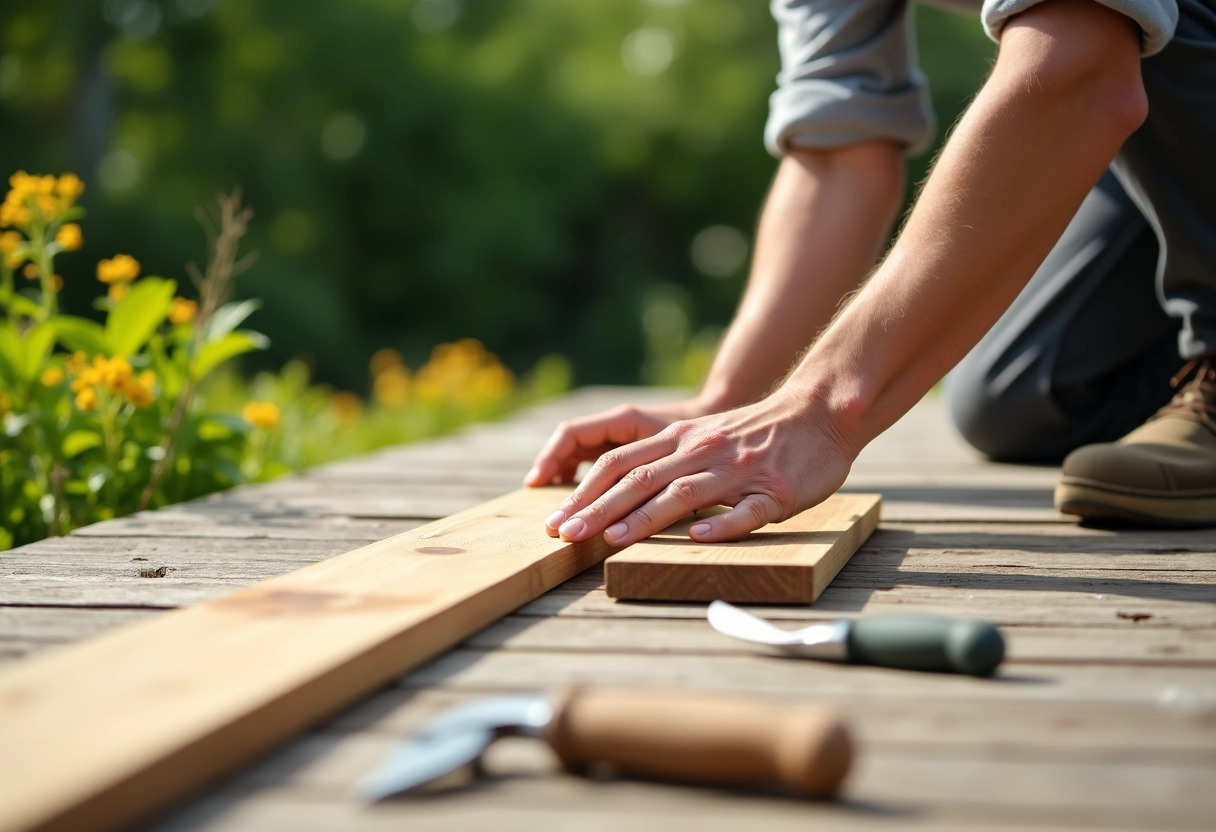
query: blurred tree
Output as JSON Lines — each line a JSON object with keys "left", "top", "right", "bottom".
{"left": 0, "top": 0, "right": 993, "bottom": 389}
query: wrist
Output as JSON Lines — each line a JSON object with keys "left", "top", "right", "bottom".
{"left": 776, "top": 331, "right": 877, "bottom": 460}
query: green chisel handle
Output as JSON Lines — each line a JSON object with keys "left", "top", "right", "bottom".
{"left": 846, "top": 617, "right": 1005, "bottom": 676}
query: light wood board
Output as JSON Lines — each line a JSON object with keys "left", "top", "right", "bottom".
{"left": 0, "top": 486, "right": 611, "bottom": 832}
{"left": 604, "top": 493, "right": 881, "bottom": 603}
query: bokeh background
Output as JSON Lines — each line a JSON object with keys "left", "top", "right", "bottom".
{"left": 1, "top": 0, "right": 995, "bottom": 393}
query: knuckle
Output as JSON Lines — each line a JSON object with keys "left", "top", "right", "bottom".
{"left": 744, "top": 498, "right": 770, "bottom": 525}
{"left": 686, "top": 430, "right": 727, "bottom": 455}
{"left": 631, "top": 505, "right": 655, "bottom": 529}
{"left": 734, "top": 446, "right": 760, "bottom": 468}
{"left": 623, "top": 465, "right": 655, "bottom": 492}
{"left": 598, "top": 448, "right": 625, "bottom": 471}
{"left": 669, "top": 477, "right": 701, "bottom": 505}
{"left": 582, "top": 501, "right": 610, "bottom": 525}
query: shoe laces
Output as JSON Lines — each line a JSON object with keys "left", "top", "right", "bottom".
{"left": 1156, "top": 356, "right": 1216, "bottom": 432}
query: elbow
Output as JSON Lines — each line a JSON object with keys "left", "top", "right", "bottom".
{"left": 995, "top": 0, "right": 1148, "bottom": 145}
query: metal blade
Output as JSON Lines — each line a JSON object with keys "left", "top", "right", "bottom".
{"left": 357, "top": 695, "right": 553, "bottom": 802}
{"left": 707, "top": 600, "right": 850, "bottom": 661}
{"left": 358, "top": 726, "right": 494, "bottom": 802}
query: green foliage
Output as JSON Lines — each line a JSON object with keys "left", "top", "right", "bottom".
{"left": 1, "top": 177, "right": 568, "bottom": 550}
{"left": 0, "top": 0, "right": 993, "bottom": 390}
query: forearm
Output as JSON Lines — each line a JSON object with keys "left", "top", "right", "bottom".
{"left": 786, "top": 0, "right": 1147, "bottom": 454}
{"left": 697, "top": 141, "right": 905, "bottom": 411}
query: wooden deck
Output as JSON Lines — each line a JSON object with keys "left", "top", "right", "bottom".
{"left": 3, "top": 387, "right": 1214, "bottom": 831}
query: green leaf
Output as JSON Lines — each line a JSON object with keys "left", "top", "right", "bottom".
{"left": 55, "top": 316, "right": 109, "bottom": 356}
{"left": 20, "top": 322, "right": 55, "bottom": 380}
{"left": 189, "top": 330, "right": 269, "bottom": 381}
{"left": 6, "top": 294, "right": 43, "bottom": 319}
{"left": 62, "top": 430, "right": 103, "bottom": 458}
{"left": 204, "top": 299, "right": 261, "bottom": 342}
{"left": 106, "top": 277, "right": 176, "bottom": 357}
{"left": 0, "top": 321, "right": 55, "bottom": 383}
{"left": 0, "top": 324, "right": 19, "bottom": 387}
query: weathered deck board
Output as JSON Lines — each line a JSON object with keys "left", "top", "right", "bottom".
{"left": 2, "top": 388, "right": 1214, "bottom": 832}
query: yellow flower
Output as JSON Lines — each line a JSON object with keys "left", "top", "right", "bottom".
{"left": 74, "top": 387, "right": 98, "bottom": 412}
{"left": 0, "top": 230, "right": 20, "bottom": 254}
{"left": 4, "top": 251, "right": 24, "bottom": 270}
{"left": 372, "top": 365, "right": 411, "bottom": 407}
{"left": 330, "top": 391, "right": 363, "bottom": 428}
{"left": 22, "top": 263, "right": 37, "bottom": 280}
{"left": 242, "top": 401, "right": 281, "bottom": 430}
{"left": 168, "top": 297, "right": 197, "bottom": 325}
{"left": 97, "top": 254, "right": 140, "bottom": 284}
{"left": 99, "top": 356, "right": 133, "bottom": 392}
{"left": 125, "top": 380, "right": 154, "bottom": 408}
{"left": 8, "top": 171, "right": 34, "bottom": 191}
{"left": 36, "top": 193, "right": 59, "bottom": 219}
{"left": 50, "top": 275, "right": 63, "bottom": 292}
{"left": 468, "top": 363, "right": 514, "bottom": 403}
{"left": 66, "top": 351, "right": 89, "bottom": 374}
{"left": 108, "top": 283, "right": 129, "bottom": 302}
{"left": 413, "top": 368, "right": 445, "bottom": 405}
{"left": 55, "top": 223, "right": 83, "bottom": 251}
{"left": 56, "top": 173, "right": 85, "bottom": 198}
{"left": 40, "top": 367, "right": 64, "bottom": 387}
{"left": 369, "top": 347, "right": 405, "bottom": 377}
{"left": 430, "top": 339, "right": 485, "bottom": 374}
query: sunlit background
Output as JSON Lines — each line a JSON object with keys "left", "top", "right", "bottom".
{"left": 1, "top": 0, "right": 995, "bottom": 391}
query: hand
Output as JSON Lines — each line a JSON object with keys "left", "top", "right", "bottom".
{"left": 542, "top": 390, "right": 857, "bottom": 545}
{"left": 524, "top": 399, "right": 716, "bottom": 489}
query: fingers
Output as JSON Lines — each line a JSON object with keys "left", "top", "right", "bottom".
{"left": 598, "top": 473, "right": 724, "bottom": 547}
{"left": 524, "top": 406, "right": 660, "bottom": 487}
{"left": 551, "top": 434, "right": 680, "bottom": 541}
{"left": 688, "top": 493, "right": 785, "bottom": 542}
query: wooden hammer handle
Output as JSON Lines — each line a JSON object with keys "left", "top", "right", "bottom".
{"left": 543, "top": 687, "right": 851, "bottom": 797}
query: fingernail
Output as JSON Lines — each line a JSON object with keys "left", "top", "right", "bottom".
{"left": 525, "top": 467, "right": 541, "bottom": 484}
{"left": 605, "top": 522, "right": 628, "bottom": 542}
{"left": 558, "top": 517, "right": 586, "bottom": 539}
{"left": 545, "top": 510, "right": 566, "bottom": 530}
{"left": 690, "top": 523, "right": 711, "bottom": 537}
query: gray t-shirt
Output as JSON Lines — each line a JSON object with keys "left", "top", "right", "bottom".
{"left": 767, "top": 0, "right": 1180, "bottom": 157}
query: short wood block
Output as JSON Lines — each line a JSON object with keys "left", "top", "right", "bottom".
{"left": 604, "top": 493, "right": 881, "bottom": 604}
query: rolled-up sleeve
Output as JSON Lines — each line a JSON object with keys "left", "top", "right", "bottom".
{"left": 982, "top": 0, "right": 1178, "bottom": 56}
{"left": 766, "top": 0, "right": 936, "bottom": 158}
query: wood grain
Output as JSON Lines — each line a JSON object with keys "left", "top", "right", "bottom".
{"left": 0, "top": 486, "right": 609, "bottom": 832}
{"left": 604, "top": 493, "right": 881, "bottom": 603}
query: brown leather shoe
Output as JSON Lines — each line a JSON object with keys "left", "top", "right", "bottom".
{"left": 1055, "top": 357, "right": 1216, "bottom": 526}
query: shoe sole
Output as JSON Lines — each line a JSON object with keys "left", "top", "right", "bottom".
{"left": 1055, "top": 481, "right": 1216, "bottom": 527}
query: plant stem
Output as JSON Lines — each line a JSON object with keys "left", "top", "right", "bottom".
{"left": 138, "top": 190, "right": 254, "bottom": 510}
{"left": 31, "top": 226, "right": 55, "bottom": 319}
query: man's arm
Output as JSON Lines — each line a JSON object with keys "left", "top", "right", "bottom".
{"left": 550, "top": 0, "right": 1147, "bottom": 545}
{"left": 524, "top": 141, "right": 904, "bottom": 488}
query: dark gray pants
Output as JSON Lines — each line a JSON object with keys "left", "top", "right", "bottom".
{"left": 946, "top": 0, "right": 1216, "bottom": 463}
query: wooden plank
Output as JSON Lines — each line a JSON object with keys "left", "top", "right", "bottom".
{"left": 396, "top": 647, "right": 1216, "bottom": 708}
{"left": 522, "top": 585, "right": 1216, "bottom": 627}
{"left": 0, "top": 486, "right": 614, "bottom": 832}
{"left": 326, "top": 686, "right": 1216, "bottom": 756}
{"left": 144, "top": 732, "right": 1216, "bottom": 832}
{"left": 69, "top": 513, "right": 423, "bottom": 541}
{"left": 149, "top": 788, "right": 1215, "bottom": 832}
{"left": 459, "top": 616, "right": 1216, "bottom": 665}
{"left": 604, "top": 494, "right": 881, "bottom": 603}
